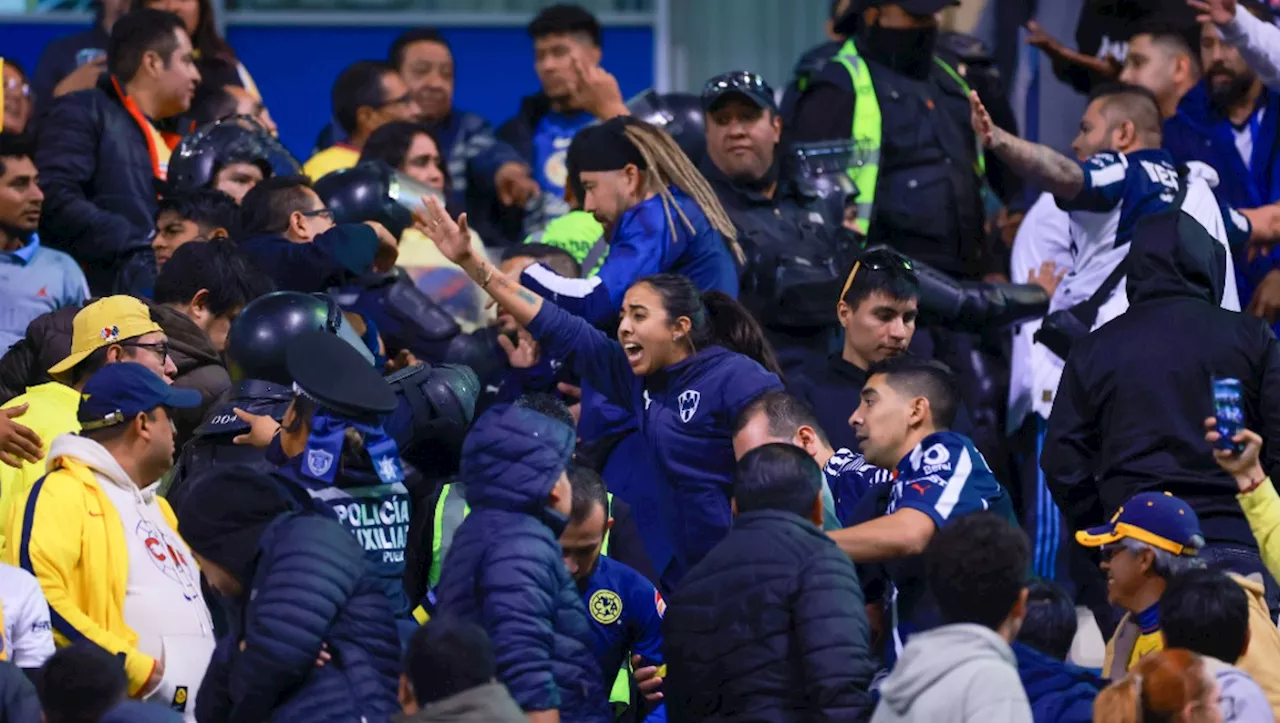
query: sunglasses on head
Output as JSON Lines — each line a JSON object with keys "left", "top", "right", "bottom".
{"left": 701, "top": 71, "right": 770, "bottom": 100}
{"left": 839, "top": 248, "right": 915, "bottom": 301}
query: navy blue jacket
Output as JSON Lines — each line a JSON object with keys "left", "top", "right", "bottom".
{"left": 1013, "top": 643, "right": 1104, "bottom": 723}
{"left": 527, "top": 302, "right": 783, "bottom": 569}
{"left": 196, "top": 514, "right": 401, "bottom": 723}
{"left": 238, "top": 224, "right": 380, "bottom": 293}
{"left": 270, "top": 444, "right": 414, "bottom": 618}
{"left": 521, "top": 189, "right": 741, "bottom": 328}
{"left": 662, "top": 510, "right": 877, "bottom": 722}
{"left": 1165, "top": 82, "right": 1280, "bottom": 327}
{"left": 435, "top": 405, "right": 610, "bottom": 722}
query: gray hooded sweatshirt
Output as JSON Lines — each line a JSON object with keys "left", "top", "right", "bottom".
{"left": 871, "top": 624, "right": 1033, "bottom": 723}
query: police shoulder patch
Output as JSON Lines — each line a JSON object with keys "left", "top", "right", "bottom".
{"left": 589, "top": 589, "right": 623, "bottom": 625}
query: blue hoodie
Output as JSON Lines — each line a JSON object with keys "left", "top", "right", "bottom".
{"left": 1012, "top": 642, "right": 1104, "bottom": 723}
{"left": 434, "top": 404, "right": 611, "bottom": 723}
{"left": 526, "top": 302, "right": 782, "bottom": 571}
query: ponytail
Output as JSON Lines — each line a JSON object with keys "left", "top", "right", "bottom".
{"left": 639, "top": 273, "right": 783, "bottom": 379}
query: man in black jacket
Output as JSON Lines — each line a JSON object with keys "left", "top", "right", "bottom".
{"left": 34, "top": 9, "right": 201, "bottom": 296}
{"left": 663, "top": 443, "right": 876, "bottom": 722}
{"left": 1043, "top": 188, "right": 1280, "bottom": 610}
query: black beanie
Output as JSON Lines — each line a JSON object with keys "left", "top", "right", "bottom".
{"left": 567, "top": 116, "right": 648, "bottom": 174}
{"left": 173, "top": 465, "right": 301, "bottom": 591}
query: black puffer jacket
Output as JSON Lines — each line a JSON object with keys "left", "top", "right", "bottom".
{"left": 34, "top": 74, "right": 159, "bottom": 295}
{"left": 662, "top": 510, "right": 876, "bottom": 722}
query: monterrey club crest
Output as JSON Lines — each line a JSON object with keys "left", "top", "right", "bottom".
{"left": 678, "top": 390, "right": 700, "bottom": 424}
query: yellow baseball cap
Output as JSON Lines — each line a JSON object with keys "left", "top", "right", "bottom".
{"left": 49, "top": 296, "right": 163, "bottom": 376}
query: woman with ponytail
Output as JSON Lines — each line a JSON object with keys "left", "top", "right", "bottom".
{"left": 421, "top": 193, "right": 781, "bottom": 572}
{"left": 1094, "top": 649, "right": 1223, "bottom": 723}
{"left": 516, "top": 115, "right": 745, "bottom": 327}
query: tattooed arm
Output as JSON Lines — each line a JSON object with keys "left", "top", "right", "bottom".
{"left": 969, "top": 91, "right": 1085, "bottom": 200}
{"left": 415, "top": 195, "right": 545, "bottom": 327}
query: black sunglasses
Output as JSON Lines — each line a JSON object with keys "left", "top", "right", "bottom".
{"left": 299, "top": 207, "right": 334, "bottom": 222}
{"left": 701, "top": 71, "right": 773, "bottom": 108}
{"left": 839, "top": 248, "right": 915, "bottom": 300}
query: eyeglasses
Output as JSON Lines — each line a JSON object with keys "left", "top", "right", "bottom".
{"left": 839, "top": 248, "right": 915, "bottom": 301}
{"left": 378, "top": 92, "right": 414, "bottom": 110}
{"left": 300, "top": 207, "right": 334, "bottom": 222}
{"left": 120, "top": 340, "right": 170, "bottom": 362}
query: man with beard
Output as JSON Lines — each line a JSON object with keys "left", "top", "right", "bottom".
{"left": 1165, "top": 1, "right": 1280, "bottom": 328}
{"left": 559, "top": 466, "right": 665, "bottom": 721}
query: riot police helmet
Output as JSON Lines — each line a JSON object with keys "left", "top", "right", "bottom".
{"left": 626, "top": 90, "right": 707, "bottom": 164}
{"left": 226, "top": 291, "right": 374, "bottom": 385}
{"left": 313, "top": 161, "right": 445, "bottom": 239}
{"left": 169, "top": 116, "right": 301, "bottom": 193}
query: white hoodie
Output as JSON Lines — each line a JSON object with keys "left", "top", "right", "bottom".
{"left": 48, "top": 435, "right": 214, "bottom": 720}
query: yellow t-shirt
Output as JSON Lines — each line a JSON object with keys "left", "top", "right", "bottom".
{"left": 397, "top": 227, "right": 493, "bottom": 332}
{"left": 303, "top": 145, "right": 360, "bottom": 182}
{"left": 0, "top": 382, "right": 81, "bottom": 554}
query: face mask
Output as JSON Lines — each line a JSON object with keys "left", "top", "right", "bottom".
{"left": 859, "top": 21, "right": 938, "bottom": 80}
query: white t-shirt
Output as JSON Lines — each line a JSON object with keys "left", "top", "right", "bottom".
{"left": 0, "top": 563, "right": 54, "bottom": 668}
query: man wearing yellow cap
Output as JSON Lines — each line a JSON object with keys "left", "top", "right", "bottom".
{"left": 0, "top": 295, "right": 175, "bottom": 552}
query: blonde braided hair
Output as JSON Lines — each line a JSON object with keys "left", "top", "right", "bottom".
{"left": 621, "top": 120, "right": 745, "bottom": 265}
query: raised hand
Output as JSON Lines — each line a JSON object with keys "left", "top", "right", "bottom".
{"left": 570, "top": 52, "right": 626, "bottom": 119}
{"left": 969, "top": 91, "right": 998, "bottom": 149}
{"left": 416, "top": 195, "right": 474, "bottom": 265}
{"left": 1188, "top": 0, "right": 1237, "bottom": 25}
{"left": 1204, "top": 417, "right": 1265, "bottom": 490}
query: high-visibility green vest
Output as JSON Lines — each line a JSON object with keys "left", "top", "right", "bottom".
{"left": 427, "top": 485, "right": 616, "bottom": 588}
{"left": 523, "top": 210, "right": 608, "bottom": 277}
{"left": 831, "top": 39, "right": 986, "bottom": 236}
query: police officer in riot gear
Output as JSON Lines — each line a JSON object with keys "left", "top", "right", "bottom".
{"left": 791, "top": 0, "right": 1017, "bottom": 280}
{"left": 167, "top": 291, "right": 374, "bottom": 509}
{"left": 701, "top": 70, "right": 1048, "bottom": 377}
{"left": 313, "top": 162, "right": 510, "bottom": 380}
{"left": 169, "top": 116, "right": 301, "bottom": 204}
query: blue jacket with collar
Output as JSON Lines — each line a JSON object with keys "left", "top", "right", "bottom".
{"left": 520, "top": 188, "right": 740, "bottom": 327}
{"left": 526, "top": 302, "right": 782, "bottom": 570}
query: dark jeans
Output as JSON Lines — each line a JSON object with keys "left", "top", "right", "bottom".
{"left": 1200, "top": 543, "right": 1280, "bottom": 616}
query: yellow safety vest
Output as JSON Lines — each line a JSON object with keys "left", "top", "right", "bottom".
{"left": 831, "top": 38, "right": 986, "bottom": 236}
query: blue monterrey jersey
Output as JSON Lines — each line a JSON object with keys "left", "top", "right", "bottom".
{"left": 582, "top": 556, "right": 666, "bottom": 684}
{"left": 824, "top": 447, "right": 893, "bottom": 527}
{"left": 1053, "top": 149, "right": 1249, "bottom": 313}
{"left": 884, "top": 431, "right": 1015, "bottom": 661}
